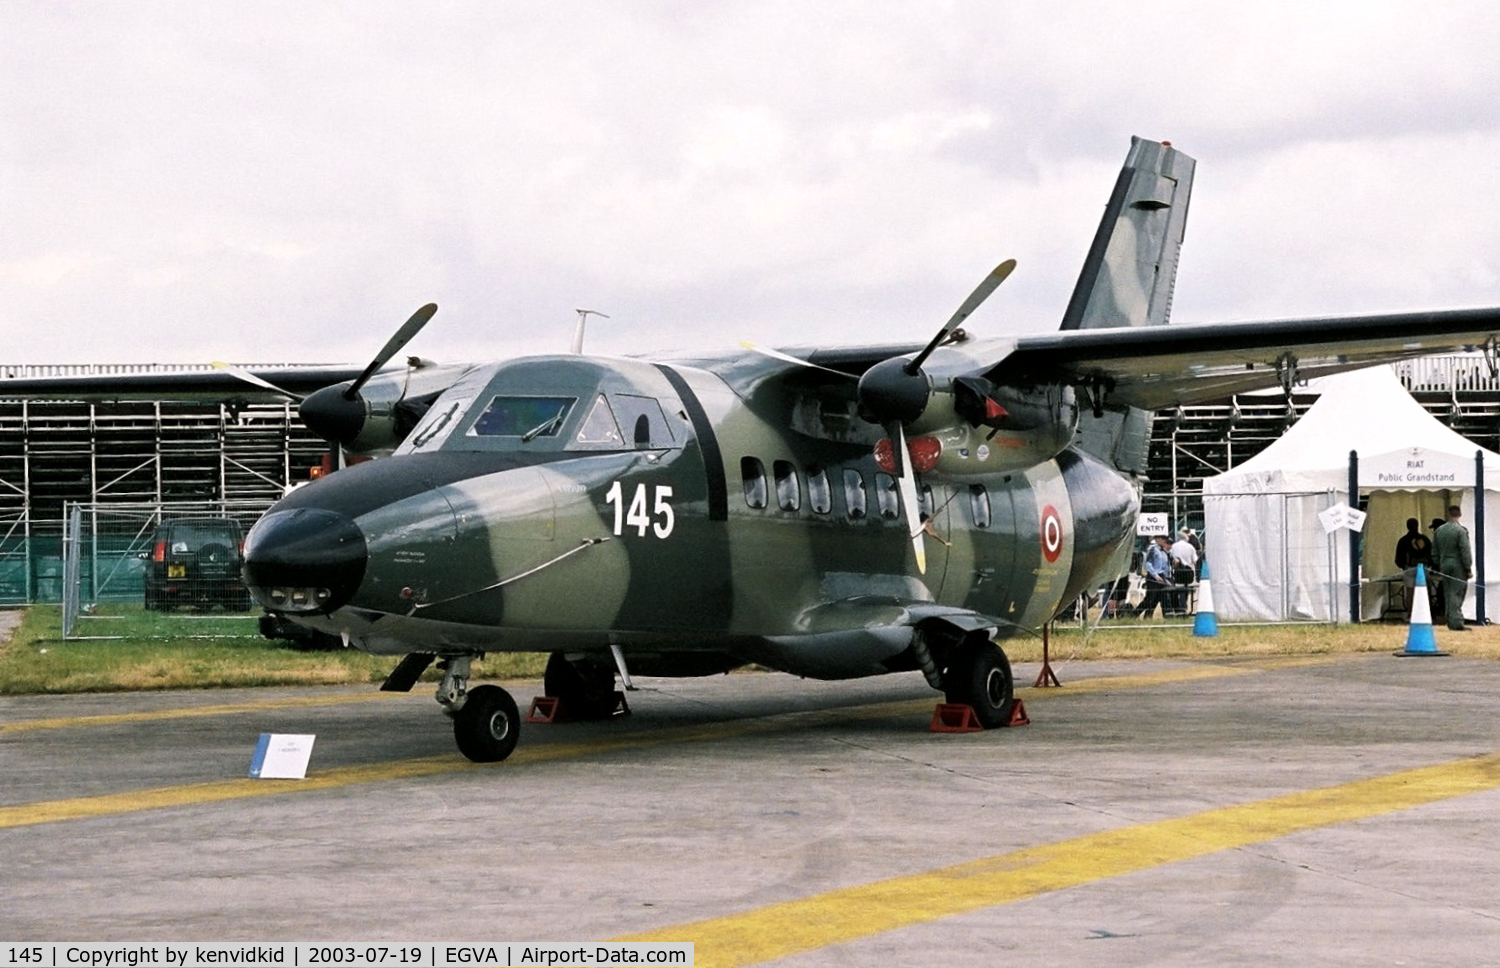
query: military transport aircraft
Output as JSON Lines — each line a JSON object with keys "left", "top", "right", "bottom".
{"left": 8, "top": 137, "right": 1500, "bottom": 763}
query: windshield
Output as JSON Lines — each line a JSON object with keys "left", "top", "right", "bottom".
{"left": 469, "top": 396, "right": 576, "bottom": 438}
{"left": 395, "top": 358, "right": 687, "bottom": 455}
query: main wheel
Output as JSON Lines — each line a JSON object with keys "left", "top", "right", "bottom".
{"left": 943, "top": 640, "right": 1015, "bottom": 729}
{"left": 453, "top": 685, "right": 521, "bottom": 763}
{"left": 544, "top": 651, "right": 618, "bottom": 720}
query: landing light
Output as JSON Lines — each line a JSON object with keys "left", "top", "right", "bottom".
{"left": 264, "top": 586, "right": 334, "bottom": 613}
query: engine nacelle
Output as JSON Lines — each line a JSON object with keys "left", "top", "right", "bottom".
{"left": 871, "top": 376, "right": 1079, "bottom": 480}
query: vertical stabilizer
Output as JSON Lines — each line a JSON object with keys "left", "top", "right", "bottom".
{"left": 1061, "top": 137, "right": 1195, "bottom": 330}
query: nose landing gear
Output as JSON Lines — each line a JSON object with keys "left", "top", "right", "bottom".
{"left": 436, "top": 655, "right": 521, "bottom": 763}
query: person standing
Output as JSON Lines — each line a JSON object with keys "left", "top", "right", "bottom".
{"left": 1133, "top": 536, "right": 1173, "bottom": 618}
{"left": 1169, "top": 529, "right": 1200, "bottom": 615}
{"left": 1433, "top": 505, "right": 1473, "bottom": 631}
{"left": 1394, "top": 517, "right": 1436, "bottom": 615}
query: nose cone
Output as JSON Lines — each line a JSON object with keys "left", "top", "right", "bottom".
{"left": 244, "top": 508, "right": 368, "bottom": 613}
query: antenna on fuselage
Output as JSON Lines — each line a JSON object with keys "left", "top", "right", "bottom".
{"left": 572, "top": 308, "right": 610, "bottom": 354}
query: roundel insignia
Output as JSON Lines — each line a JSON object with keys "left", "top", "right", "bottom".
{"left": 1040, "top": 504, "right": 1064, "bottom": 563}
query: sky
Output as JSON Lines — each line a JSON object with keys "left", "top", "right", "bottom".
{"left": 4, "top": 1, "right": 1500, "bottom": 367}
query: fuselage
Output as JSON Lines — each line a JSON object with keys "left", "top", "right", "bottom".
{"left": 243, "top": 353, "right": 1141, "bottom": 677}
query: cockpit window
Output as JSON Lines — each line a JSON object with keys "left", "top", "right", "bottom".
{"left": 575, "top": 395, "right": 624, "bottom": 445}
{"left": 405, "top": 395, "right": 475, "bottom": 451}
{"left": 469, "top": 396, "right": 576, "bottom": 439}
{"left": 612, "top": 394, "right": 674, "bottom": 448}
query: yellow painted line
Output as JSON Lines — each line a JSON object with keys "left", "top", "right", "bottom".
{"left": 0, "top": 713, "right": 853, "bottom": 830}
{"left": 0, "top": 655, "right": 1334, "bottom": 735}
{"left": 0, "top": 690, "right": 411, "bottom": 734}
{"left": 1030, "top": 654, "right": 1339, "bottom": 696}
{"left": 621, "top": 751, "right": 1500, "bottom": 967}
{"left": 0, "top": 656, "right": 1344, "bottom": 830}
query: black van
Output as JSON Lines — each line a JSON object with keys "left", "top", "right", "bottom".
{"left": 143, "top": 518, "right": 251, "bottom": 611}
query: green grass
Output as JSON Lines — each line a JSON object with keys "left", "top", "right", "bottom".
{"left": 0, "top": 606, "right": 546, "bottom": 694}
{"left": 1, "top": 606, "right": 1494, "bottom": 695}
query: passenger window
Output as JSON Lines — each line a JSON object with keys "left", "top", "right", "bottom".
{"left": 773, "top": 460, "right": 801, "bottom": 512}
{"left": 969, "top": 484, "right": 991, "bottom": 529}
{"left": 807, "top": 466, "right": 831, "bottom": 514}
{"left": 575, "top": 395, "right": 624, "bottom": 445}
{"left": 843, "top": 469, "right": 867, "bottom": 520}
{"left": 613, "top": 395, "right": 674, "bottom": 448}
{"left": 875, "top": 473, "right": 900, "bottom": 520}
{"left": 741, "top": 457, "right": 768, "bottom": 509}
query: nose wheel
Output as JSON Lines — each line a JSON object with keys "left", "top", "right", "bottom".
{"left": 435, "top": 655, "right": 522, "bottom": 762}
{"left": 453, "top": 684, "right": 521, "bottom": 762}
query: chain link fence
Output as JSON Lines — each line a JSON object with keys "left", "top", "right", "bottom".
{"left": 60, "top": 501, "right": 270, "bottom": 640}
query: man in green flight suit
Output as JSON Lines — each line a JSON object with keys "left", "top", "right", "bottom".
{"left": 1433, "top": 504, "right": 1474, "bottom": 631}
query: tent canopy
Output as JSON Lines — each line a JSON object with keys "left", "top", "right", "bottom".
{"left": 1202, "top": 366, "right": 1497, "bottom": 622}
{"left": 1205, "top": 366, "right": 1500, "bottom": 496}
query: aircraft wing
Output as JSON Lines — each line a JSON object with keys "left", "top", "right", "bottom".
{"left": 0, "top": 365, "right": 368, "bottom": 402}
{"left": 987, "top": 306, "right": 1500, "bottom": 410}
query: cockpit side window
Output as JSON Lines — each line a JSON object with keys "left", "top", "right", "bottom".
{"left": 469, "top": 395, "right": 576, "bottom": 438}
{"left": 575, "top": 395, "right": 624, "bottom": 445}
{"left": 612, "top": 395, "right": 674, "bottom": 448}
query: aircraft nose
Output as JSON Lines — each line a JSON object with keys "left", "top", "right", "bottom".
{"left": 244, "top": 508, "right": 368, "bottom": 614}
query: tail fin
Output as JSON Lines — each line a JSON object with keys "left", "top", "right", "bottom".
{"left": 1060, "top": 137, "right": 1195, "bottom": 330}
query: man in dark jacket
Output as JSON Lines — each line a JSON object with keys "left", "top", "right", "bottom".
{"left": 1394, "top": 517, "right": 1436, "bottom": 615}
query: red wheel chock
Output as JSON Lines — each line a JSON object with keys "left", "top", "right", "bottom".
{"left": 1007, "top": 698, "right": 1030, "bottom": 727}
{"left": 526, "top": 691, "right": 630, "bottom": 724}
{"left": 526, "top": 696, "right": 563, "bottom": 723}
{"left": 930, "top": 703, "right": 983, "bottom": 732}
{"left": 930, "top": 699, "right": 1031, "bottom": 732}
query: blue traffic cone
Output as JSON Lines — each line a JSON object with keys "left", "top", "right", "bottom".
{"left": 1192, "top": 560, "right": 1219, "bottom": 637}
{"left": 1397, "top": 564, "right": 1448, "bottom": 656}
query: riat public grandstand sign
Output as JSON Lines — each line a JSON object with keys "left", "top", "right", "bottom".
{"left": 1358, "top": 446, "right": 1480, "bottom": 488}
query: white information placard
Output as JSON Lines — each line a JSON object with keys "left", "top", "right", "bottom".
{"left": 249, "top": 733, "right": 316, "bottom": 779}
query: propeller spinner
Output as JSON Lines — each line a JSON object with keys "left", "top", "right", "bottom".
{"left": 300, "top": 303, "right": 439, "bottom": 451}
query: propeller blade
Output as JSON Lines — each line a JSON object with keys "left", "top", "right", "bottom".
{"left": 907, "top": 258, "right": 1017, "bottom": 374}
{"left": 210, "top": 362, "right": 304, "bottom": 400}
{"left": 740, "top": 342, "right": 859, "bottom": 379}
{"left": 893, "top": 423, "right": 927, "bottom": 575}
{"left": 345, "top": 303, "right": 438, "bottom": 401}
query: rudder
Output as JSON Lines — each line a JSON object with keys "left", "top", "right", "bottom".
{"left": 1061, "top": 137, "right": 1196, "bottom": 330}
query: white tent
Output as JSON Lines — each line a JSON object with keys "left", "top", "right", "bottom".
{"left": 1201, "top": 366, "right": 1500, "bottom": 622}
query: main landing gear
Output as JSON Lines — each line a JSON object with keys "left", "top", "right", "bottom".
{"left": 941, "top": 638, "right": 1016, "bottom": 729}
{"left": 543, "top": 651, "right": 620, "bottom": 720}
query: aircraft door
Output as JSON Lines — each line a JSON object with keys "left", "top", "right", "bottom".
{"left": 957, "top": 481, "right": 1021, "bottom": 619}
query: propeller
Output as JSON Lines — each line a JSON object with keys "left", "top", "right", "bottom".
{"left": 893, "top": 423, "right": 927, "bottom": 574}
{"left": 210, "top": 362, "right": 305, "bottom": 400}
{"left": 300, "top": 303, "right": 438, "bottom": 451}
{"left": 345, "top": 303, "right": 438, "bottom": 400}
{"left": 739, "top": 342, "right": 860, "bottom": 379}
{"left": 857, "top": 260, "right": 1017, "bottom": 574}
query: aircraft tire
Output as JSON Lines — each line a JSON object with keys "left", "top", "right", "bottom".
{"left": 544, "top": 652, "right": 618, "bottom": 720}
{"left": 453, "top": 685, "right": 521, "bottom": 763}
{"left": 943, "top": 640, "right": 1015, "bottom": 729}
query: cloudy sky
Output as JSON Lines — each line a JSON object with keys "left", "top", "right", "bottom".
{"left": 4, "top": 1, "right": 1499, "bottom": 367}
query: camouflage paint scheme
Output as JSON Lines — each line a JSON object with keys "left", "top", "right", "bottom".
{"left": 259, "top": 348, "right": 1137, "bottom": 686}
{"left": 224, "top": 135, "right": 1500, "bottom": 759}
